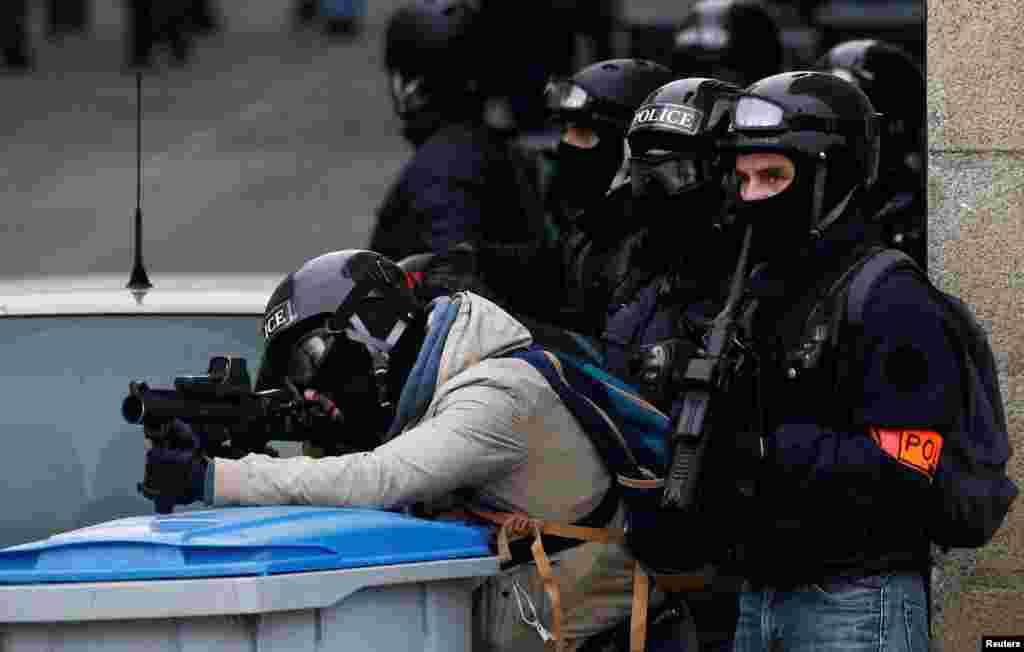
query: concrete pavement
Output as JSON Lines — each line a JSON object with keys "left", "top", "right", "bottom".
{"left": 1, "top": 0, "right": 691, "bottom": 280}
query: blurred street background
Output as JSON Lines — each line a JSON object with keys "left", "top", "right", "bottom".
{"left": 0, "top": 0, "right": 922, "bottom": 280}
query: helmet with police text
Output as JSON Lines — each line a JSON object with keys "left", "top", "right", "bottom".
{"left": 384, "top": 1, "right": 484, "bottom": 141}
{"left": 626, "top": 77, "right": 742, "bottom": 202}
{"left": 254, "top": 250, "right": 423, "bottom": 411}
{"left": 544, "top": 59, "right": 676, "bottom": 217}
{"left": 815, "top": 40, "right": 925, "bottom": 182}
{"left": 672, "top": 0, "right": 783, "bottom": 88}
{"left": 727, "top": 71, "right": 882, "bottom": 243}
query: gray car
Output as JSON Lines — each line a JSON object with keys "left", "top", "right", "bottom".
{"left": 0, "top": 274, "right": 284, "bottom": 548}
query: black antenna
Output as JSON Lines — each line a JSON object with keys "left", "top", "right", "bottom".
{"left": 127, "top": 70, "right": 153, "bottom": 292}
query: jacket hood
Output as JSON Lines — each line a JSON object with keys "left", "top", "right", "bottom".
{"left": 436, "top": 291, "right": 533, "bottom": 387}
{"left": 387, "top": 291, "right": 533, "bottom": 439}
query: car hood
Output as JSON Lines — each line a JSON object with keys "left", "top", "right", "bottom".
{"left": 0, "top": 274, "right": 283, "bottom": 317}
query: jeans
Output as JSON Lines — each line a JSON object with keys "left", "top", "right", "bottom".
{"left": 734, "top": 572, "right": 930, "bottom": 652}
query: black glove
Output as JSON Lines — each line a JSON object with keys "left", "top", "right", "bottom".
{"left": 419, "top": 242, "right": 501, "bottom": 302}
{"left": 139, "top": 418, "right": 210, "bottom": 514}
{"left": 630, "top": 338, "right": 695, "bottom": 411}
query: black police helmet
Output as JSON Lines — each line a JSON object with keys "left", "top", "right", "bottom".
{"left": 384, "top": 1, "right": 483, "bottom": 121}
{"left": 672, "top": 0, "right": 783, "bottom": 88}
{"left": 728, "top": 71, "right": 882, "bottom": 238}
{"left": 626, "top": 77, "right": 742, "bottom": 200}
{"left": 545, "top": 59, "right": 676, "bottom": 134}
{"left": 255, "top": 250, "right": 422, "bottom": 397}
{"left": 815, "top": 40, "right": 924, "bottom": 178}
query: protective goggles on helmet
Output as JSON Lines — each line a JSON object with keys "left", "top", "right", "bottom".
{"left": 545, "top": 79, "right": 593, "bottom": 113}
{"left": 733, "top": 96, "right": 788, "bottom": 130}
{"left": 286, "top": 329, "right": 336, "bottom": 388}
{"left": 675, "top": 25, "right": 731, "bottom": 52}
{"left": 732, "top": 94, "right": 880, "bottom": 135}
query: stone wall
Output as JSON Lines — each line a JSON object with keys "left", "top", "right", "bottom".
{"left": 927, "top": 0, "right": 1024, "bottom": 648}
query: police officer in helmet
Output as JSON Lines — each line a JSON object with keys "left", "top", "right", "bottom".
{"left": 724, "top": 71, "right": 964, "bottom": 651}
{"left": 671, "top": 0, "right": 783, "bottom": 88}
{"left": 416, "top": 58, "right": 676, "bottom": 346}
{"left": 381, "top": 0, "right": 482, "bottom": 148}
{"left": 141, "top": 249, "right": 653, "bottom": 652}
{"left": 602, "top": 77, "right": 744, "bottom": 389}
{"left": 525, "top": 59, "right": 680, "bottom": 337}
{"left": 587, "top": 77, "right": 744, "bottom": 652}
{"left": 816, "top": 39, "right": 927, "bottom": 267}
{"left": 369, "top": 0, "right": 546, "bottom": 284}
{"left": 543, "top": 59, "right": 675, "bottom": 225}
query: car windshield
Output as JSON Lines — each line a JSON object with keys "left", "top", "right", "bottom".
{"left": 0, "top": 315, "right": 271, "bottom": 548}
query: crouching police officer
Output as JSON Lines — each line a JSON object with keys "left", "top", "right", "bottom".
{"left": 139, "top": 249, "right": 687, "bottom": 652}
{"left": 722, "top": 71, "right": 963, "bottom": 651}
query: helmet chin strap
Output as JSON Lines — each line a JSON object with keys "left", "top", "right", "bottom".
{"left": 809, "top": 186, "right": 858, "bottom": 241}
{"left": 807, "top": 154, "right": 858, "bottom": 241}
{"left": 344, "top": 314, "right": 409, "bottom": 410}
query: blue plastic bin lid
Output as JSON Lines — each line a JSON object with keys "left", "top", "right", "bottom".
{"left": 0, "top": 507, "right": 494, "bottom": 585}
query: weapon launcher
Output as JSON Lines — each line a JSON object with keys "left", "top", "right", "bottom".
{"left": 661, "top": 223, "right": 754, "bottom": 510}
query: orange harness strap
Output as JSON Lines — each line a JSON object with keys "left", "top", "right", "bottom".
{"left": 630, "top": 562, "right": 650, "bottom": 652}
{"left": 469, "top": 510, "right": 644, "bottom": 652}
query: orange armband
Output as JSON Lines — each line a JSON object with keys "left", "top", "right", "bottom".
{"left": 868, "top": 427, "right": 944, "bottom": 480}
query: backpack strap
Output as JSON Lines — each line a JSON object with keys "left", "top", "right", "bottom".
{"left": 844, "top": 248, "right": 918, "bottom": 327}
{"left": 466, "top": 509, "right": 653, "bottom": 652}
{"left": 451, "top": 347, "right": 656, "bottom": 649}
{"left": 453, "top": 346, "right": 632, "bottom": 568}
{"left": 506, "top": 347, "right": 642, "bottom": 479}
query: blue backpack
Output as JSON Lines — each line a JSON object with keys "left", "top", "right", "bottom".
{"left": 507, "top": 346, "right": 672, "bottom": 481}
{"left": 505, "top": 347, "right": 686, "bottom": 573}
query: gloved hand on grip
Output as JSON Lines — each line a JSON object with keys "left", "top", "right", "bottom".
{"left": 302, "top": 389, "right": 344, "bottom": 423}
{"left": 630, "top": 338, "right": 694, "bottom": 412}
{"left": 138, "top": 418, "right": 210, "bottom": 514}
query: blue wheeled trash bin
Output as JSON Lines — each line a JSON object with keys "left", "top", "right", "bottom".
{"left": 0, "top": 507, "right": 499, "bottom": 651}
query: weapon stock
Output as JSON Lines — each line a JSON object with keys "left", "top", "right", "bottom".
{"left": 661, "top": 223, "right": 754, "bottom": 510}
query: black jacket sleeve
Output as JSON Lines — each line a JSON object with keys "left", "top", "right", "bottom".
{"left": 767, "top": 269, "right": 963, "bottom": 510}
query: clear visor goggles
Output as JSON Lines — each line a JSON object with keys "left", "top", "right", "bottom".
{"left": 286, "top": 330, "right": 336, "bottom": 388}
{"left": 733, "top": 94, "right": 881, "bottom": 135}
{"left": 544, "top": 79, "right": 593, "bottom": 114}
{"left": 674, "top": 25, "right": 731, "bottom": 51}
{"left": 629, "top": 151, "right": 704, "bottom": 197}
{"left": 733, "top": 96, "right": 788, "bottom": 130}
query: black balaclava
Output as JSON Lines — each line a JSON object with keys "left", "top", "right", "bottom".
{"left": 629, "top": 139, "right": 731, "bottom": 262}
{"left": 549, "top": 125, "right": 625, "bottom": 217}
{"left": 735, "top": 150, "right": 861, "bottom": 269}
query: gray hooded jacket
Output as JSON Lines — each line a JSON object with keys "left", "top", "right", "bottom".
{"left": 211, "top": 292, "right": 647, "bottom": 651}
